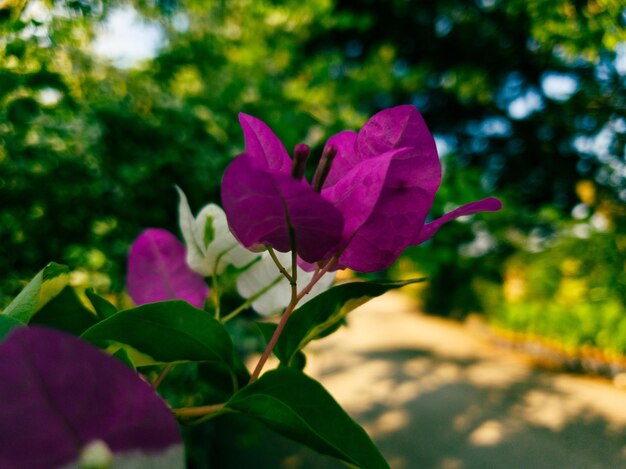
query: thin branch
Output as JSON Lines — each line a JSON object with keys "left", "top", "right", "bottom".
{"left": 296, "top": 255, "right": 338, "bottom": 303}
{"left": 248, "top": 301, "right": 297, "bottom": 383}
{"left": 152, "top": 364, "right": 174, "bottom": 390}
{"left": 248, "top": 255, "right": 338, "bottom": 383}
{"left": 221, "top": 275, "right": 282, "bottom": 323}
{"left": 210, "top": 272, "right": 221, "bottom": 319}
{"left": 172, "top": 403, "right": 226, "bottom": 419}
{"left": 289, "top": 227, "right": 298, "bottom": 299}
{"left": 210, "top": 248, "right": 233, "bottom": 319}
{"left": 267, "top": 247, "right": 293, "bottom": 282}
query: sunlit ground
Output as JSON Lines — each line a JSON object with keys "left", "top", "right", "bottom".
{"left": 249, "top": 292, "right": 626, "bottom": 469}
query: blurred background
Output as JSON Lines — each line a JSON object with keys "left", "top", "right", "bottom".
{"left": 0, "top": 0, "right": 626, "bottom": 469}
{"left": 2, "top": 0, "right": 625, "bottom": 366}
{"left": 1, "top": 0, "right": 626, "bottom": 465}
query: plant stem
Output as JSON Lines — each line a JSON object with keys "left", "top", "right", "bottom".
{"left": 248, "top": 256, "right": 338, "bottom": 383}
{"left": 186, "top": 410, "right": 229, "bottom": 426}
{"left": 208, "top": 246, "right": 240, "bottom": 319}
{"left": 210, "top": 250, "right": 231, "bottom": 319}
{"left": 221, "top": 274, "right": 282, "bottom": 323}
{"left": 210, "top": 272, "right": 220, "bottom": 319}
{"left": 249, "top": 299, "right": 297, "bottom": 383}
{"left": 172, "top": 403, "right": 225, "bottom": 418}
{"left": 229, "top": 369, "right": 239, "bottom": 393}
{"left": 295, "top": 255, "right": 338, "bottom": 303}
{"left": 267, "top": 247, "right": 293, "bottom": 283}
{"left": 290, "top": 229, "right": 298, "bottom": 293}
{"left": 152, "top": 364, "right": 174, "bottom": 390}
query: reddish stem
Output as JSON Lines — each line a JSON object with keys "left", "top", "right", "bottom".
{"left": 248, "top": 257, "right": 337, "bottom": 383}
{"left": 152, "top": 364, "right": 174, "bottom": 390}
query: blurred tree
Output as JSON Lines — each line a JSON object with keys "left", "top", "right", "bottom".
{"left": 310, "top": 0, "right": 625, "bottom": 207}
{"left": 306, "top": 0, "right": 625, "bottom": 316}
{"left": 1, "top": 0, "right": 624, "bottom": 317}
{"left": 2, "top": 2, "right": 625, "bottom": 464}
{"left": 1, "top": 0, "right": 346, "bottom": 303}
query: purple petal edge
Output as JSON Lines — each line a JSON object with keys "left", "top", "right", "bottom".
{"left": 127, "top": 228, "right": 209, "bottom": 309}
{"left": 221, "top": 155, "right": 344, "bottom": 263}
{"left": 413, "top": 197, "right": 502, "bottom": 245}
{"left": 0, "top": 327, "right": 181, "bottom": 468}
{"left": 239, "top": 113, "right": 291, "bottom": 173}
{"left": 322, "top": 130, "right": 358, "bottom": 188}
{"left": 355, "top": 105, "right": 438, "bottom": 162}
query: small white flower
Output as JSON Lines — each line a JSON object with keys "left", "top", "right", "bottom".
{"left": 237, "top": 251, "right": 335, "bottom": 317}
{"left": 177, "top": 186, "right": 257, "bottom": 276}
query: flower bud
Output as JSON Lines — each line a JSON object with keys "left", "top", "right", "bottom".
{"left": 312, "top": 144, "right": 337, "bottom": 193}
{"left": 291, "top": 143, "right": 310, "bottom": 180}
{"left": 79, "top": 440, "right": 113, "bottom": 469}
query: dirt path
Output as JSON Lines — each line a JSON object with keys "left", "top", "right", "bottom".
{"left": 286, "top": 292, "right": 626, "bottom": 469}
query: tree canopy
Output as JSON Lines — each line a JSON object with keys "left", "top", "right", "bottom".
{"left": 1, "top": 0, "right": 624, "bottom": 313}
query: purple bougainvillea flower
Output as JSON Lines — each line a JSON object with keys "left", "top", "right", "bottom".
{"left": 238, "top": 113, "right": 293, "bottom": 173}
{"left": 321, "top": 105, "right": 501, "bottom": 272}
{"left": 221, "top": 115, "right": 344, "bottom": 264}
{"left": 0, "top": 327, "right": 183, "bottom": 468}
{"left": 127, "top": 228, "right": 209, "bottom": 308}
{"left": 222, "top": 106, "right": 501, "bottom": 272}
{"left": 236, "top": 250, "right": 336, "bottom": 317}
{"left": 413, "top": 197, "right": 503, "bottom": 245}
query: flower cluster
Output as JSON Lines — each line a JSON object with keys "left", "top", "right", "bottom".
{"left": 126, "top": 105, "right": 500, "bottom": 316}
{"left": 0, "top": 105, "right": 503, "bottom": 469}
{"left": 127, "top": 187, "right": 336, "bottom": 316}
{"left": 221, "top": 105, "right": 501, "bottom": 272}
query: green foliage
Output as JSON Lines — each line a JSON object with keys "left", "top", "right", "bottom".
{"left": 256, "top": 322, "right": 306, "bottom": 371}
{"left": 274, "top": 279, "right": 425, "bottom": 366}
{"left": 3, "top": 259, "right": 411, "bottom": 466}
{"left": 2, "top": 262, "right": 70, "bottom": 322}
{"left": 85, "top": 288, "right": 118, "bottom": 320}
{"left": 2, "top": 0, "right": 624, "bottom": 310}
{"left": 81, "top": 300, "right": 238, "bottom": 368}
{"left": 1, "top": 262, "right": 98, "bottom": 334}
{"left": 226, "top": 368, "right": 389, "bottom": 469}
{"left": 0, "top": 315, "right": 23, "bottom": 342}
{"left": 112, "top": 346, "right": 137, "bottom": 370}
{"left": 30, "top": 285, "right": 98, "bottom": 335}
{"left": 2, "top": 0, "right": 626, "bottom": 463}
{"left": 479, "top": 231, "right": 626, "bottom": 355}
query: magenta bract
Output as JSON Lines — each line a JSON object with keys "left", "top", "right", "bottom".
{"left": 221, "top": 155, "right": 344, "bottom": 263}
{"left": 413, "top": 197, "right": 502, "bottom": 245}
{"left": 0, "top": 327, "right": 182, "bottom": 468}
{"left": 321, "top": 105, "right": 441, "bottom": 271}
{"left": 239, "top": 113, "right": 292, "bottom": 173}
{"left": 222, "top": 105, "right": 502, "bottom": 272}
{"left": 322, "top": 105, "right": 501, "bottom": 271}
{"left": 127, "top": 228, "right": 210, "bottom": 308}
{"left": 221, "top": 116, "right": 344, "bottom": 264}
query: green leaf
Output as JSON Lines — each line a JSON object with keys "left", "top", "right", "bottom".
{"left": 81, "top": 300, "right": 236, "bottom": 369}
{"left": 112, "top": 347, "right": 136, "bottom": 370}
{"left": 7, "top": 96, "right": 40, "bottom": 124}
{"left": 226, "top": 368, "right": 389, "bottom": 469}
{"left": 275, "top": 279, "right": 425, "bottom": 366}
{"left": 203, "top": 214, "right": 215, "bottom": 247}
{"left": 2, "top": 263, "right": 70, "bottom": 323}
{"left": 256, "top": 321, "right": 277, "bottom": 345}
{"left": 31, "top": 286, "right": 98, "bottom": 335}
{"left": 0, "top": 316, "right": 23, "bottom": 342}
{"left": 286, "top": 348, "right": 307, "bottom": 371}
{"left": 85, "top": 288, "right": 118, "bottom": 320}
